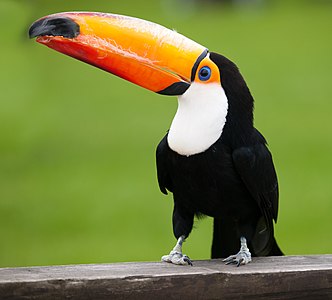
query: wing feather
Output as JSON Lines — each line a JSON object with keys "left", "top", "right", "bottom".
{"left": 232, "top": 143, "right": 279, "bottom": 223}
{"left": 156, "top": 135, "right": 173, "bottom": 194}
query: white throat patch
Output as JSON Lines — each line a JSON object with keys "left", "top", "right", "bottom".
{"left": 167, "top": 82, "right": 228, "bottom": 156}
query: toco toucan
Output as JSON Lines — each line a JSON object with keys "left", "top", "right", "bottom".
{"left": 29, "top": 12, "right": 283, "bottom": 266}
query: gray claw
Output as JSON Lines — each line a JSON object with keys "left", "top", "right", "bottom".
{"left": 237, "top": 258, "right": 244, "bottom": 267}
{"left": 183, "top": 255, "right": 193, "bottom": 266}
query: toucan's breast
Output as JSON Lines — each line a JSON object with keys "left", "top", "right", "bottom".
{"left": 167, "top": 82, "right": 228, "bottom": 156}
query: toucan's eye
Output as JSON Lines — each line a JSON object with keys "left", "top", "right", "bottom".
{"left": 198, "top": 66, "right": 211, "bottom": 81}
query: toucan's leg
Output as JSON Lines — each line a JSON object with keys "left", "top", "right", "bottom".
{"left": 161, "top": 203, "right": 194, "bottom": 266}
{"left": 222, "top": 236, "right": 252, "bottom": 266}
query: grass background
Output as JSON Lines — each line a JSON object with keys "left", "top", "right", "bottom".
{"left": 0, "top": 0, "right": 331, "bottom": 267}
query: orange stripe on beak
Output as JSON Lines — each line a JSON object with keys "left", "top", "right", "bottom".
{"left": 30, "top": 12, "right": 208, "bottom": 95}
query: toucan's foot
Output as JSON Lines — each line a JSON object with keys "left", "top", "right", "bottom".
{"left": 161, "top": 250, "right": 193, "bottom": 266}
{"left": 223, "top": 236, "right": 252, "bottom": 267}
{"left": 161, "top": 235, "right": 193, "bottom": 266}
{"left": 223, "top": 250, "right": 251, "bottom": 266}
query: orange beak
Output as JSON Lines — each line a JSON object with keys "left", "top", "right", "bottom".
{"left": 29, "top": 12, "right": 208, "bottom": 95}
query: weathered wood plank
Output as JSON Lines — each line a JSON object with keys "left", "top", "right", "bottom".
{"left": 0, "top": 255, "right": 331, "bottom": 299}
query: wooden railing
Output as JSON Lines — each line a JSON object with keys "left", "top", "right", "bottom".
{"left": 0, "top": 255, "right": 331, "bottom": 299}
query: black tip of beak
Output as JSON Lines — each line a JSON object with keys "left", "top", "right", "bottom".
{"left": 29, "top": 16, "right": 80, "bottom": 39}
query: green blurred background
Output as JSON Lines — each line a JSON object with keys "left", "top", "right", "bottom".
{"left": 0, "top": 0, "right": 331, "bottom": 267}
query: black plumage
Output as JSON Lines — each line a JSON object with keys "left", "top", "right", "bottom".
{"left": 156, "top": 52, "right": 282, "bottom": 258}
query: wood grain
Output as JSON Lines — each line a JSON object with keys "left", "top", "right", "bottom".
{"left": 0, "top": 255, "right": 331, "bottom": 299}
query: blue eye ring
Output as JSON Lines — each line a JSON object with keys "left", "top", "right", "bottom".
{"left": 198, "top": 66, "right": 211, "bottom": 81}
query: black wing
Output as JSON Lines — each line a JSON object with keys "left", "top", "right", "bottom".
{"left": 232, "top": 141, "right": 279, "bottom": 224}
{"left": 156, "top": 135, "right": 173, "bottom": 195}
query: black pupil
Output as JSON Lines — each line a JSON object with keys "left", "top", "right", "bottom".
{"left": 200, "top": 68, "right": 209, "bottom": 77}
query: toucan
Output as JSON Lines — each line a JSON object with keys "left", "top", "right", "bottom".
{"left": 29, "top": 12, "right": 283, "bottom": 266}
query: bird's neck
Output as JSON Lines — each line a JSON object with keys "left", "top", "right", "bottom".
{"left": 167, "top": 83, "right": 228, "bottom": 156}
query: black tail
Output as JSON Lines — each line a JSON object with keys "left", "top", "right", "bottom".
{"left": 211, "top": 217, "right": 283, "bottom": 258}
{"left": 211, "top": 218, "right": 241, "bottom": 258}
{"left": 269, "top": 237, "right": 283, "bottom": 256}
